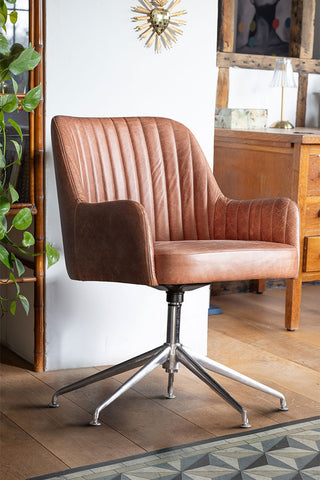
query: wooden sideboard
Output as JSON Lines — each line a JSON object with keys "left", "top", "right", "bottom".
{"left": 214, "top": 127, "right": 320, "bottom": 330}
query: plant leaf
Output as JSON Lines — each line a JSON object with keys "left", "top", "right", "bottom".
{"left": 0, "top": 93, "right": 19, "bottom": 112}
{"left": 0, "top": 195, "right": 10, "bottom": 214}
{"left": 20, "top": 84, "right": 41, "bottom": 112}
{"left": 11, "top": 76, "right": 18, "bottom": 94}
{"left": 9, "top": 183, "right": 19, "bottom": 203}
{"left": 12, "top": 207, "right": 32, "bottom": 230}
{"left": 0, "top": 149, "right": 5, "bottom": 168}
{"left": 0, "top": 216, "right": 6, "bottom": 239}
{"left": 10, "top": 139, "right": 22, "bottom": 163}
{"left": 46, "top": 241, "right": 60, "bottom": 268}
{"left": 0, "top": 33, "right": 10, "bottom": 55}
{"left": 0, "top": 243, "right": 12, "bottom": 268}
{"left": 10, "top": 300, "right": 16, "bottom": 315}
{"left": 18, "top": 294, "right": 29, "bottom": 315}
{"left": 9, "top": 45, "right": 41, "bottom": 76}
{"left": 9, "top": 271, "right": 20, "bottom": 297}
{"left": 7, "top": 118, "right": 22, "bottom": 140}
{"left": 0, "top": 69, "right": 10, "bottom": 83}
{"left": 13, "top": 255, "right": 25, "bottom": 277}
{"left": 22, "top": 231, "right": 35, "bottom": 247}
{"left": 0, "top": 12, "right": 6, "bottom": 29}
{"left": 9, "top": 11, "right": 17, "bottom": 24}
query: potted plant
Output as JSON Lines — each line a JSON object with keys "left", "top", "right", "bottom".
{"left": 0, "top": 0, "right": 59, "bottom": 316}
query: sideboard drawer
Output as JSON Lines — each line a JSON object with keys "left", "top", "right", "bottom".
{"left": 303, "top": 236, "right": 320, "bottom": 272}
{"left": 307, "top": 151, "right": 320, "bottom": 195}
{"left": 305, "top": 197, "right": 320, "bottom": 232}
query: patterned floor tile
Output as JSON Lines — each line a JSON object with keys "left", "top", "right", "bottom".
{"left": 28, "top": 417, "right": 320, "bottom": 480}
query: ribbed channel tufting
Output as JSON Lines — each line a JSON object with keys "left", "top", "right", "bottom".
{"left": 52, "top": 116, "right": 221, "bottom": 242}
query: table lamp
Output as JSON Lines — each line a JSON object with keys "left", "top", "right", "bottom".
{"left": 270, "top": 58, "right": 297, "bottom": 129}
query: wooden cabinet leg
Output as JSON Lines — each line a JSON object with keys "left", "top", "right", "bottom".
{"left": 256, "top": 279, "right": 266, "bottom": 293}
{"left": 285, "top": 277, "right": 302, "bottom": 331}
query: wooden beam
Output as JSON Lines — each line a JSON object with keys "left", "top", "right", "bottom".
{"left": 290, "top": 0, "right": 316, "bottom": 59}
{"left": 289, "top": 0, "right": 303, "bottom": 57}
{"left": 216, "top": 52, "right": 320, "bottom": 75}
{"left": 216, "top": 67, "right": 229, "bottom": 108}
{"left": 296, "top": 74, "right": 308, "bottom": 127}
{"left": 217, "top": 0, "right": 235, "bottom": 52}
{"left": 300, "top": 0, "right": 316, "bottom": 59}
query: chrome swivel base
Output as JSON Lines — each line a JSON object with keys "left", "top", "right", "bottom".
{"left": 49, "top": 286, "right": 288, "bottom": 428}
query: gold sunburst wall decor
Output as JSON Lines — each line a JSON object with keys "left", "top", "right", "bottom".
{"left": 132, "top": 0, "right": 187, "bottom": 53}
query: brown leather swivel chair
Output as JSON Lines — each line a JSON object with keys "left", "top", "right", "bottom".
{"left": 50, "top": 116, "right": 299, "bottom": 428}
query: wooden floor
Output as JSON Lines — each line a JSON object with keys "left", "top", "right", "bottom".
{"left": 1, "top": 284, "right": 320, "bottom": 480}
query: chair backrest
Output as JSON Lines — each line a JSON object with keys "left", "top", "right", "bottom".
{"left": 51, "top": 116, "right": 222, "bottom": 244}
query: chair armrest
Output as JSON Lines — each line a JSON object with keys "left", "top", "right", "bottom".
{"left": 73, "top": 200, "right": 158, "bottom": 286}
{"left": 214, "top": 196, "right": 300, "bottom": 249}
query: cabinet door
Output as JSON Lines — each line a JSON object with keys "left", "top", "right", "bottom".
{"left": 307, "top": 148, "right": 320, "bottom": 195}
{"left": 304, "top": 237, "right": 320, "bottom": 272}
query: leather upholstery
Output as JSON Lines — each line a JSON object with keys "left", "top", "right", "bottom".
{"left": 51, "top": 116, "right": 300, "bottom": 286}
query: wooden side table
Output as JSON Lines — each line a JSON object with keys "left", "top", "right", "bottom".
{"left": 214, "top": 127, "right": 320, "bottom": 330}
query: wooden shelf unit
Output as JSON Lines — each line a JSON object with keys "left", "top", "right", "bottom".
{"left": 1, "top": 0, "right": 45, "bottom": 371}
{"left": 216, "top": 0, "right": 319, "bottom": 128}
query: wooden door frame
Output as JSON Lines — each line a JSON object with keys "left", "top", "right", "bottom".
{"left": 30, "top": 0, "right": 45, "bottom": 372}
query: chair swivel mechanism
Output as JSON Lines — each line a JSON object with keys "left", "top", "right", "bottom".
{"left": 50, "top": 116, "right": 300, "bottom": 428}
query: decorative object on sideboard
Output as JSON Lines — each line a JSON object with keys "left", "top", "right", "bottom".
{"left": 270, "top": 57, "right": 297, "bottom": 129}
{"left": 132, "top": 0, "right": 187, "bottom": 53}
{"left": 215, "top": 108, "right": 268, "bottom": 130}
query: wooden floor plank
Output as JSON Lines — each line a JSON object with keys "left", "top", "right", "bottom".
{"left": 0, "top": 412, "right": 67, "bottom": 480}
{"left": 0, "top": 362, "right": 144, "bottom": 469}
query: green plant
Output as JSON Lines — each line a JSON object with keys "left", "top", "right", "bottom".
{"left": 0, "top": 0, "right": 59, "bottom": 316}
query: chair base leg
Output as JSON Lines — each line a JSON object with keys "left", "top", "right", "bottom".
{"left": 48, "top": 345, "right": 166, "bottom": 408}
{"left": 183, "top": 347, "right": 289, "bottom": 412}
{"left": 48, "top": 340, "right": 289, "bottom": 428}
{"left": 49, "top": 287, "right": 288, "bottom": 428}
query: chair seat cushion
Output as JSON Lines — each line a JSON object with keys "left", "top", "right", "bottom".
{"left": 154, "top": 240, "right": 298, "bottom": 285}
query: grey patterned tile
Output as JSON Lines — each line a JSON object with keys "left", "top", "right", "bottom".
{"left": 28, "top": 417, "right": 320, "bottom": 480}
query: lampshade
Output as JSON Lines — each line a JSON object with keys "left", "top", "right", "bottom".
{"left": 270, "top": 58, "right": 296, "bottom": 88}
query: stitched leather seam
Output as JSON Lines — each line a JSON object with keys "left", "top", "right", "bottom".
{"left": 284, "top": 199, "right": 289, "bottom": 245}
{"left": 247, "top": 200, "right": 253, "bottom": 240}
{"left": 123, "top": 117, "right": 141, "bottom": 203}
{"left": 109, "top": 118, "right": 128, "bottom": 200}
{"left": 188, "top": 131, "right": 197, "bottom": 240}
{"left": 97, "top": 119, "right": 114, "bottom": 201}
{"left": 154, "top": 118, "right": 170, "bottom": 240}
{"left": 137, "top": 117, "right": 156, "bottom": 239}
{"left": 270, "top": 199, "right": 275, "bottom": 243}
{"left": 135, "top": 201, "right": 158, "bottom": 285}
{"left": 100, "top": 119, "right": 117, "bottom": 201}
{"left": 155, "top": 246, "right": 296, "bottom": 256}
{"left": 165, "top": 120, "right": 179, "bottom": 241}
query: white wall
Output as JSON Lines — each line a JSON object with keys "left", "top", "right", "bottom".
{"left": 228, "top": 68, "right": 319, "bottom": 129}
{"left": 228, "top": 67, "right": 299, "bottom": 127}
{"left": 44, "top": 0, "right": 218, "bottom": 370}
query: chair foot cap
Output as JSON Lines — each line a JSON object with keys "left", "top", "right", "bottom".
{"left": 165, "top": 393, "right": 176, "bottom": 399}
{"left": 48, "top": 402, "right": 59, "bottom": 408}
{"left": 241, "top": 423, "right": 252, "bottom": 428}
{"left": 90, "top": 419, "right": 102, "bottom": 426}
